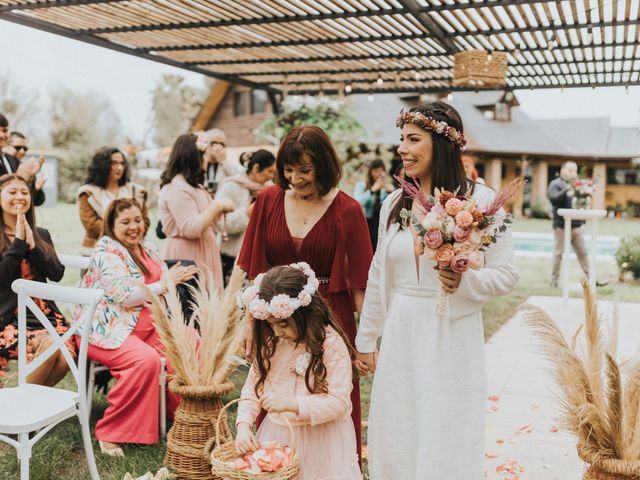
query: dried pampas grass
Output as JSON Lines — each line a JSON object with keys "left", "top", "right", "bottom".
{"left": 521, "top": 278, "right": 640, "bottom": 462}
{"left": 140, "top": 267, "right": 246, "bottom": 388}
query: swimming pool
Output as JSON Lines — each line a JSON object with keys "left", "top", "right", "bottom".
{"left": 512, "top": 232, "right": 619, "bottom": 259}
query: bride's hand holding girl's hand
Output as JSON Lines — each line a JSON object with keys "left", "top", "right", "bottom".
{"left": 260, "top": 393, "right": 299, "bottom": 414}
{"left": 356, "top": 351, "right": 378, "bottom": 374}
{"left": 236, "top": 423, "right": 259, "bottom": 455}
{"left": 437, "top": 266, "right": 462, "bottom": 293}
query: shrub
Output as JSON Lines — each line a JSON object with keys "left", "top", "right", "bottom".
{"left": 616, "top": 236, "right": 640, "bottom": 280}
{"left": 529, "top": 197, "right": 552, "bottom": 219}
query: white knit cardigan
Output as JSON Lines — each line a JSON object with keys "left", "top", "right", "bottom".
{"left": 355, "top": 184, "right": 520, "bottom": 353}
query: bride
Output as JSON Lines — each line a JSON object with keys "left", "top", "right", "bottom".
{"left": 355, "top": 101, "right": 519, "bottom": 479}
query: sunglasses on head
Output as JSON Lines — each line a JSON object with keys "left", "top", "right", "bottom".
{"left": 14, "top": 146, "right": 28, "bottom": 152}
{"left": 210, "top": 141, "right": 225, "bottom": 148}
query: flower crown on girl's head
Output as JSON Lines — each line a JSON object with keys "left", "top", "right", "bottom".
{"left": 396, "top": 110, "right": 468, "bottom": 150}
{"left": 238, "top": 262, "right": 320, "bottom": 320}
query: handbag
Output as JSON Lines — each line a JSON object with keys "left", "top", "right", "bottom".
{"left": 164, "top": 259, "right": 199, "bottom": 329}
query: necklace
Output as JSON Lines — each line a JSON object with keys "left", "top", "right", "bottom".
{"left": 293, "top": 193, "right": 317, "bottom": 226}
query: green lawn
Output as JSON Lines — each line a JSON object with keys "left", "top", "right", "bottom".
{"left": 511, "top": 216, "right": 640, "bottom": 237}
{"left": 0, "top": 204, "right": 637, "bottom": 479}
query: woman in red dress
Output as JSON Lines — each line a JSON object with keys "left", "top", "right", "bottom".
{"left": 236, "top": 125, "right": 373, "bottom": 462}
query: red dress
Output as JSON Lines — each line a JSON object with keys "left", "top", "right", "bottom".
{"left": 237, "top": 185, "right": 373, "bottom": 460}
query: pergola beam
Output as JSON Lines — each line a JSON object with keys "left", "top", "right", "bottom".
{"left": 81, "top": 7, "right": 408, "bottom": 34}
{"left": 238, "top": 58, "right": 638, "bottom": 77}
{"left": 79, "top": 1, "right": 551, "bottom": 35}
{"left": 396, "top": 0, "right": 458, "bottom": 53}
{"left": 284, "top": 79, "right": 640, "bottom": 95}
{"left": 0, "top": 0, "right": 121, "bottom": 12}
{"left": 260, "top": 67, "right": 639, "bottom": 86}
{"left": 142, "top": 18, "right": 638, "bottom": 53}
{"left": 0, "top": 11, "right": 280, "bottom": 94}
{"left": 189, "top": 40, "right": 640, "bottom": 65}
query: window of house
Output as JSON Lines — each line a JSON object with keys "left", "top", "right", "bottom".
{"left": 233, "top": 91, "right": 247, "bottom": 117}
{"left": 251, "top": 89, "right": 268, "bottom": 114}
{"left": 607, "top": 167, "right": 640, "bottom": 185}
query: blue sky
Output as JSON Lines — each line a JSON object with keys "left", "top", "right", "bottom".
{"left": 1, "top": 19, "right": 639, "bottom": 147}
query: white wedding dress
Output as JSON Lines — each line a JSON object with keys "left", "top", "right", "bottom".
{"left": 356, "top": 186, "right": 519, "bottom": 480}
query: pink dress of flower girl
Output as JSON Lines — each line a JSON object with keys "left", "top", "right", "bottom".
{"left": 236, "top": 327, "right": 361, "bottom": 480}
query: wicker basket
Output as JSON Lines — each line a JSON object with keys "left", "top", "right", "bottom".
{"left": 164, "top": 380, "right": 235, "bottom": 480}
{"left": 452, "top": 50, "right": 508, "bottom": 88}
{"left": 579, "top": 445, "right": 640, "bottom": 480}
{"left": 206, "top": 397, "right": 300, "bottom": 480}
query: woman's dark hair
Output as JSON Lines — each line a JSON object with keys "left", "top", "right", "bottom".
{"left": 276, "top": 126, "right": 342, "bottom": 196}
{"left": 103, "top": 198, "right": 150, "bottom": 276}
{"left": 85, "top": 147, "right": 130, "bottom": 188}
{"left": 365, "top": 159, "right": 386, "bottom": 190}
{"left": 240, "top": 149, "right": 276, "bottom": 174}
{"left": 388, "top": 101, "right": 470, "bottom": 229}
{"left": 252, "top": 265, "right": 356, "bottom": 396}
{"left": 0, "top": 174, "right": 54, "bottom": 256}
{"left": 160, "top": 134, "right": 204, "bottom": 188}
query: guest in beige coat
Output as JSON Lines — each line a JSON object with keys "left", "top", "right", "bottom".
{"left": 158, "top": 133, "right": 234, "bottom": 290}
{"left": 77, "top": 147, "right": 148, "bottom": 255}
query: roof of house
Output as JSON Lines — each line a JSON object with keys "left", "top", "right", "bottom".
{"left": 351, "top": 91, "right": 640, "bottom": 160}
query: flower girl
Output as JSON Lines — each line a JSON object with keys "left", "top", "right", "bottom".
{"left": 236, "top": 262, "right": 361, "bottom": 479}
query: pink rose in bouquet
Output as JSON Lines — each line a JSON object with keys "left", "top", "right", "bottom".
{"left": 434, "top": 243, "right": 455, "bottom": 267}
{"left": 450, "top": 254, "right": 470, "bottom": 273}
{"left": 424, "top": 229, "right": 444, "bottom": 249}
{"left": 453, "top": 225, "right": 471, "bottom": 243}
{"left": 445, "top": 198, "right": 463, "bottom": 216}
{"left": 455, "top": 210, "right": 474, "bottom": 228}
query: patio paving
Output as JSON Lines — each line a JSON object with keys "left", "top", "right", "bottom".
{"left": 483, "top": 295, "right": 640, "bottom": 480}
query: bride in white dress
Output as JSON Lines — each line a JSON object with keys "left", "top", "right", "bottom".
{"left": 355, "top": 101, "right": 519, "bottom": 479}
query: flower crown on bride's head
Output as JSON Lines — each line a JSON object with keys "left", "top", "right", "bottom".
{"left": 238, "top": 262, "right": 320, "bottom": 320}
{"left": 396, "top": 110, "right": 468, "bottom": 150}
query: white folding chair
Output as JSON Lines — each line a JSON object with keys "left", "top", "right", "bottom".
{"left": 0, "top": 279, "right": 103, "bottom": 480}
{"left": 57, "top": 254, "right": 168, "bottom": 437}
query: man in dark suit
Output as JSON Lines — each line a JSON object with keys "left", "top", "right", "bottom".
{"left": 0, "top": 113, "right": 45, "bottom": 206}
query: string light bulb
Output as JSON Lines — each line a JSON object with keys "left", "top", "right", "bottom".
{"left": 377, "top": 75, "right": 384, "bottom": 86}
{"left": 345, "top": 83, "right": 352, "bottom": 94}
{"left": 447, "top": 93, "right": 453, "bottom": 101}
{"left": 368, "top": 93, "right": 375, "bottom": 102}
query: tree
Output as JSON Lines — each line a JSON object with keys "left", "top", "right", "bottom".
{"left": 0, "top": 73, "right": 43, "bottom": 142}
{"left": 149, "top": 74, "right": 210, "bottom": 147}
{"left": 49, "top": 88, "right": 123, "bottom": 201}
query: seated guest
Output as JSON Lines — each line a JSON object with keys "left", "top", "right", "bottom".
{"left": 75, "top": 198, "right": 197, "bottom": 457}
{"left": 77, "top": 147, "right": 148, "bottom": 255}
{"left": 0, "top": 173, "right": 70, "bottom": 386}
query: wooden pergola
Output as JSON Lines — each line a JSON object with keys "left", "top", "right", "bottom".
{"left": 1, "top": 0, "right": 639, "bottom": 98}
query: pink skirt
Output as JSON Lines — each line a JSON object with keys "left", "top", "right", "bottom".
{"left": 257, "top": 416, "right": 361, "bottom": 480}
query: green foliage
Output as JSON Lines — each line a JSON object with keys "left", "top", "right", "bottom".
{"left": 529, "top": 197, "right": 552, "bottom": 219}
{"left": 616, "top": 236, "right": 640, "bottom": 280}
{"left": 257, "top": 95, "right": 364, "bottom": 148}
{"left": 149, "top": 74, "right": 210, "bottom": 147}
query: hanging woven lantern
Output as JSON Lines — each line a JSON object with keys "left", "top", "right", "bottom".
{"left": 453, "top": 50, "right": 508, "bottom": 88}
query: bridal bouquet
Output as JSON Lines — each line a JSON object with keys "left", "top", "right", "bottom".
{"left": 396, "top": 176, "right": 523, "bottom": 317}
